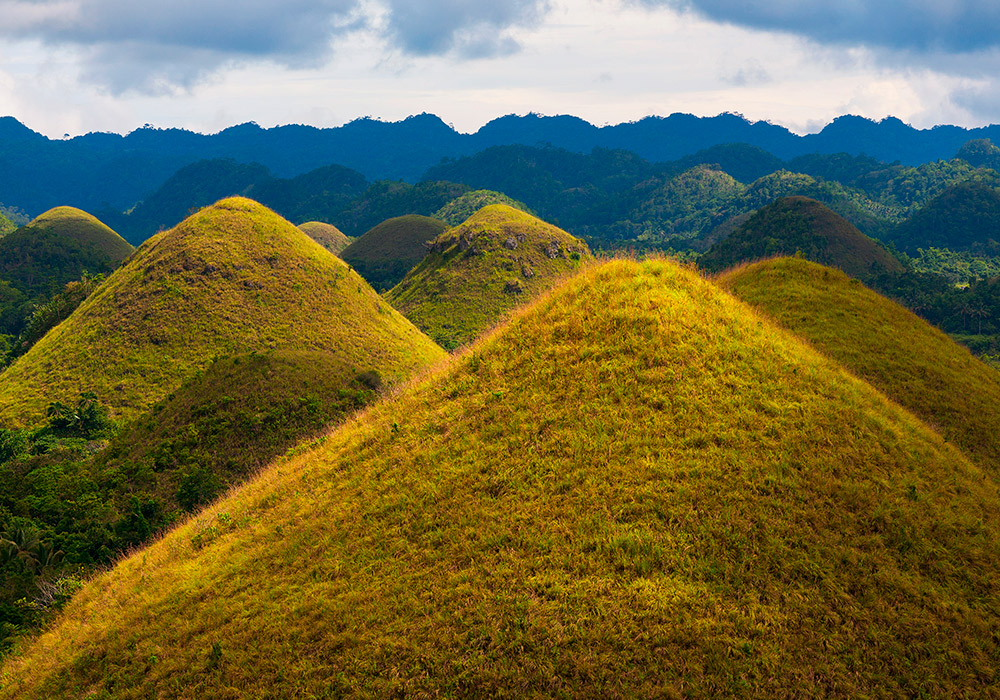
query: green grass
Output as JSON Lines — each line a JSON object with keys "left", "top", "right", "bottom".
{"left": 386, "top": 204, "right": 592, "bottom": 349}
{"left": 297, "top": 221, "right": 352, "bottom": 255}
{"left": 0, "top": 197, "right": 445, "bottom": 427}
{"left": 718, "top": 256, "right": 1000, "bottom": 472}
{"left": 4, "top": 258, "right": 999, "bottom": 698}
{"left": 700, "top": 196, "right": 903, "bottom": 278}
{"left": 433, "top": 189, "right": 535, "bottom": 225}
{"left": 340, "top": 214, "right": 449, "bottom": 291}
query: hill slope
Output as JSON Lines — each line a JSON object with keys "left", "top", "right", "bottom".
{"left": 699, "top": 196, "right": 903, "bottom": 277}
{"left": 718, "top": 256, "right": 1000, "bottom": 471}
{"left": 0, "top": 207, "right": 132, "bottom": 297}
{"left": 386, "top": 204, "right": 592, "bottom": 348}
{"left": 297, "top": 221, "right": 351, "bottom": 255}
{"left": 0, "top": 197, "right": 445, "bottom": 426}
{"left": 340, "top": 214, "right": 449, "bottom": 290}
{"left": 5, "top": 259, "right": 1000, "bottom": 698}
{"left": 889, "top": 180, "right": 1000, "bottom": 255}
{"left": 433, "top": 189, "right": 535, "bottom": 225}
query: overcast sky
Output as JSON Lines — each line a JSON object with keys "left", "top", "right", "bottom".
{"left": 1, "top": 0, "right": 999, "bottom": 138}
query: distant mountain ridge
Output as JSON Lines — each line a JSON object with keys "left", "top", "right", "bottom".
{"left": 3, "top": 112, "right": 1000, "bottom": 216}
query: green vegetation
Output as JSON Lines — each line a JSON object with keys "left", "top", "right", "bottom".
{"left": 907, "top": 247, "right": 1000, "bottom": 285}
{"left": 297, "top": 221, "right": 352, "bottom": 255}
{"left": 889, "top": 181, "right": 1000, "bottom": 255}
{"left": 719, "top": 256, "right": 1000, "bottom": 470}
{"left": 0, "top": 197, "right": 445, "bottom": 427}
{"left": 433, "top": 189, "right": 535, "bottom": 225}
{"left": 4, "top": 259, "right": 999, "bottom": 698}
{"left": 0, "top": 215, "right": 13, "bottom": 238}
{"left": 699, "top": 196, "right": 903, "bottom": 278}
{"left": 335, "top": 180, "right": 469, "bottom": 237}
{"left": 386, "top": 204, "right": 592, "bottom": 348}
{"left": 340, "top": 214, "right": 449, "bottom": 291}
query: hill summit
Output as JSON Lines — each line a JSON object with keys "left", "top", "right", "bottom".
{"left": 386, "top": 204, "right": 592, "bottom": 348}
{"left": 0, "top": 197, "right": 445, "bottom": 426}
{"left": 297, "top": 221, "right": 352, "bottom": 255}
{"left": 699, "top": 195, "right": 903, "bottom": 277}
{"left": 0, "top": 206, "right": 132, "bottom": 298}
{"left": 6, "top": 259, "right": 998, "bottom": 698}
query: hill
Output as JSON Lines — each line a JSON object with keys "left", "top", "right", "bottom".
{"left": 699, "top": 196, "right": 903, "bottom": 277}
{"left": 386, "top": 204, "right": 592, "bottom": 348}
{"left": 889, "top": 181, "right": 1000, "bottom": 255}
{"left": 0, "top": 207, "right": 132, "bottom": 297}
{"left": 340, "top": 214, "right": 449, "bottom": 291}
{"left": 719, "top": 256, "right": 1000, "bottom": 471}
{"left": 297, "top": 221, "right": 351, "bottom": 255}
{"left": 0, "top": 197, "right": 445, "bottom": 427}
{"left": 5, "top": 259, "right": 1000, "bottom": 698}
{"left": 433, "top": 189, "right": 534, "bottom": 225}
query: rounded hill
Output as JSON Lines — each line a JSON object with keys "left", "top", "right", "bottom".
{"left": 6, "top": 260, "right": 1000, "bottom": 698}
{"left": 433, "top": 189, "right": 534, "bottom": 225}
{"left": 0, "top": 206, "right": 133, "bottom": 298}
{"left": 718, "top": 256, "right": 1000, "bottom": 472}
{"left": 699, "top": 195, "right": 903, "bottom": 278}
{"left": 0, "top": 197, "right": 445, "bottom": 426}
{"left": 889, "top": 181, "right": 1000, "bottom": 255}
{"left": 340, "top": 214, "right": 449, "bottom": 291}
{"left": 297, "top": 221, "right": 352, "bottom": 255}
{"left": 386, "top": 204, "right": 592, "bottom": 348}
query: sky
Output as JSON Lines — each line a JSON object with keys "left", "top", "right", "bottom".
{"left": 1, "top": 0, "right": 999, "bottom": 138}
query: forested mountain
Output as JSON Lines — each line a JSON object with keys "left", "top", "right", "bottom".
{"left": 7, "top": 112, "right": 1000, "bottom": 217}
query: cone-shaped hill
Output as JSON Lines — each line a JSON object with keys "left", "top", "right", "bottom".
{"left": 699, "top": 196, "right": 903, "bottom": 278}
{"left": 0, "top": 206, "right": 133, "bottom": 298}
{"left": 6, "top": 259, "right": 1000, "bottom": 698}
{"left": 340, "top": 214, "right": 448, "bottom": 291}
{"left": 719, "top": 256, "right": 1000, "bottom": 472}
{"left": 298, "top": 221, "right": 352, "bottom": 255}
{"left": 889, "top": 181, "right": 1000, "bottom": 254}
{"left": 386, "top": 204, "right": 592, "bottom": 349}
{"left": 433, "top": 189, "right": 534, "bottom": 225}
{"left": 93, "top": 349, "right": 386, "bottom": 524}
{"left": 0, "top": 197, "right": 445, "bottom": 427}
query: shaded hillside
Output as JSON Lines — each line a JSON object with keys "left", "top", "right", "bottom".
{"left": 298, "top": 221, "right": 351, "bottom": 255}
{"left": 333, "top": 180, "right": 468, "bottom": 237}
{"left": 0, "top": 197, "right": 445, "bottom": 427}
{"left": 889, "top": 181, "right": 1000, "bottom": 255}
{"left": 340, "top": 214, "right": 449, "bottom": 291}
{"left": 386, "top": 204, "right": 592, "bottom": 348}
{"left": 719, "top": 257, "right": 1000, "bottom": 471}
{"left": 433, "top": 189, "right": 534, "bottom": 225}
{"left": 95, "top": 349, "right": 384, "bottom": 522}
{"left": 5, "top": 259, "right": 1000, "bottom": 698}
{"left": 699, "top": 196, "right": 903, "bottom": 278}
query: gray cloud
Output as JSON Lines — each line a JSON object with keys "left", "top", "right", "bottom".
{"left": 0, "top": 0, "right": 550, "bottom": 92}
{"left": 639, "top": 1, "right": 1000, "bottom": 54}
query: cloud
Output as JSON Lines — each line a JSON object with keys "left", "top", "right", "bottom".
{"left": 380, "top": 0, "right": 549, "bottom": 58}
{"left": 0, "top": 0, "right": 551, "bottom": 93}
{"left": 636, "top": 0, "right": 1000, "bottom": 54}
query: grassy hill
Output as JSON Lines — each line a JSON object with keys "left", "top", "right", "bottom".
{"left": 0, "top": 197, "right": 445, "bottom": 427}
{"left": 700, "top": 196, "right": 903, "bottom": 278}
{"left": 297, "top": 221, "right": 352, "bottom": 255}
{"left": 889, "top": 180, "right": 1000, "bottom": 255}
{"left": 5, "top": 259, "right": 1000, "bottom": 698}
{"left": 94, "top": 349, "right": 385, "bottom": 522}
{"left": 433, "top": 189, "right": 534, "bottom": 225}
{"left": 340, "top": 214, "right": 449, "bottom": 291}
{"left": 386, "top": 204, "right": 592, "bottom": 349}
{"left": 0, "top": 207, "right": 132, "bottom": 298}
{"left": 718, "top": 256, "right": 1000, "bottom": 471}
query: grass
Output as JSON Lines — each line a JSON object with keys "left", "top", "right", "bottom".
{"left": 0, "top": 197, "right": 445, "bottom": 427}
{"left": 0, "top": 207, "right": 133, "bottom": 298}
{"left": 297, "top": 221, "right": 352, "bottom": 255}
{"left": 386, "top": 204, "right": 592, "bottom": 349}
{"left": 3, "top": 258, "right": 999, "bottom": 698}
{"left": 433, "top": 190, "right": 535, "bottom": 225}
{"left": 718, "top": 255, "right": 1000, "bottom": 472}
{"left": 340, "top": 214, "right": 449, "bottom": 291}
{"left": 699, "top": 196, "right": 903, "bottom": 278}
